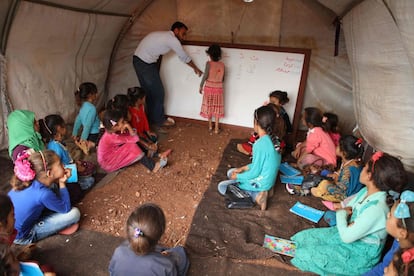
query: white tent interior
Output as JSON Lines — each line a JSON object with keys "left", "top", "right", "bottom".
{"left": 0, "top": 0, "right": 413, "bottom": 174}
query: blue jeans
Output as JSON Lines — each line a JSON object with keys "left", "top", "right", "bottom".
{"left": 14, "top": 207, "right": 81, "bottom": 245}
{"left": 133, "top": 56, "right": 165, "bottom": 126}
{"left": 217, "top": 168, "right": 259, "bottom": 200}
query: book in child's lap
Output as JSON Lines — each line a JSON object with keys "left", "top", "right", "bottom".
{"left": 263, "top": 234, "right": 296, "bottom": 257}
{"left": 289, "top": 201, "right": 325, "bottom": 223}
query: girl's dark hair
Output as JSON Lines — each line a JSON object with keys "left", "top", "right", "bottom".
{"left": 366, "top": 152, "right": 406, "bottom": 193}
{"left": 304, "top": 107, "right": 323, "bottom": 127}
{"left": 339, "top": 135, "right": 364, "bottom": 161}
{"left": 254, "top": 105, "right": 280, "bottom": 149}
{"left": 106, "top": 94, "right": 129, "bottom": 119}
{"left": 0, "top": 194, "right": 13, "bottom": 228}
{"left": 102, "top": 109, "right": 124, "bottom": 130}
{"left": 127, "top": 87, "right": 146, "bottom": 107}
{"left": 38, "top": 114, "right": 65, "bottom": 143}
{"left": 395, "top": 199, "right": 414, "bottom": 233}
{"left": 322, "top": 112, "right": 339, "bottom": 133}
{"left": 10, "top": 150, "right": 59, "bottom": 191}
{"left": 267, "top": 103, "right": 286, "bottom": 139}
{"left": 126, "top": 203, "right": 166, "bottom": 255}
{"left": 269, "top": 90, "right": 289, "bottom": 105}
{"left": 0, "top": 243, "right": 19, "bottom": 276}
{"left": 206, "top": 44, "right": 221, "bottom": 62}
{"left": 390, "top": 248, "right": 414, "bottom": 276}
{"left": 75, "top": 82, "right": 98, "bottom": 101}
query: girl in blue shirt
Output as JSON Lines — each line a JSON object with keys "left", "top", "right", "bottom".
{"left": 218, "top": 105, "right": 282, "bottom": 210}
{"left": 72, "top": 82, "right": 101, "bottom": 155}
{"left": 8, "top": 150, "right": 80, "bottom": 245}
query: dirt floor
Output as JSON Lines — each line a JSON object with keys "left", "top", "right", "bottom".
{"left": 79, "top": 120, "right": 248, "bottom": 248}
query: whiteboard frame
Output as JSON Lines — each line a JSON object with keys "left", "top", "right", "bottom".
{"left": 161, "top": 41, "right": 311, "bottom": 143}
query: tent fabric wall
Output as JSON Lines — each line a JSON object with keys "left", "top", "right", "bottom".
{"left": 5, "top": 1, "right": 126, "bottom": 122}
{"left": 343, "top": 0, "right": 414, "bottom": 172}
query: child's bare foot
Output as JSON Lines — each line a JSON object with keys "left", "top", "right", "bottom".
{"left": 153, "top": 158, "right": 168, "bottom": 173}
{"left": 159, "top": 149, "right": 172, "bottom": 159}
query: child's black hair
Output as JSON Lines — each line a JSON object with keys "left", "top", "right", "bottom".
{"left": 127, "top": 87, "right": 146, "bottom": 107}
{"left": 0, "top": 243, "right": 19, "bottom": 276}
{"left": 10, "top": 150, "right": 60, "bottom": 191}
{"left": 267, "top": 103, "right": 286, "bottom": 140}
{"left": 304, "top": 107, "right": 323, "bottom": 127}
{"left": 38, "top": 114, "right": 65, "bottom": 143}
{"left": 322, "top": 112, "right": 339, "bottom": 133}
{"left": 339, "top": 135, "right": 364, "bottom": 161}
{"left": 389, "top": 248, "right": 414, "bottom": 276}
{"left": 206, "top": 44, "right": 222, "bottom": 62}
{"left": 102, "top": 109, "right": 124, "bottom": 130}
{"left": 126, "top": 203, "right": 166, "bottom": 255}
{"left": 269, "top": 90, "right": 289, "bottom": 105}
{"left": 366, "top": 152, "right": 407, "bottom": 193}
{"left": 254, "top": 105, "right": 280, "bottom": 150}
{"left": 0, "top": 193, "right": 13, "bottom": 228}
{"left": 106, "top": 94, "right": 129, "bottom": 119}
{"left": 75, "top": 82, "right": 98, "bottom": 101}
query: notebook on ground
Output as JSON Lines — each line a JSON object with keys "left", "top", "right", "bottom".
{"left": 280, "top": 175, "right": 304, "bottom": 185}
{"left": 279, "top": 162, "right": 301, "bottom": 176}
{"left": 289, "top": 201, "right": 325, "bottom": 223}
{"left": 263, "top": 234, "right": 296, "bottom": 257}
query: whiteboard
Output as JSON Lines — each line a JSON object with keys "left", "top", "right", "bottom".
{"left": 160, "top": 43, "right": 310, "bottom": 132}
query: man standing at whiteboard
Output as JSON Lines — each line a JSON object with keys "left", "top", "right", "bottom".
{"left": 133, "top": 21, "right": 203, "bottom": 131}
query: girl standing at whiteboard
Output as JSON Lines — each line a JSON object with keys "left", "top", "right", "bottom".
{"left": 199, "top": 44, "right": 225, "bottom": 134}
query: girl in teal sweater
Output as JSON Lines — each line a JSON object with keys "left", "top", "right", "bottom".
{"left": 218, "top": 105, "right": 281, "bottom": 210}
{"left": 291, "top": 152, "right": 407, "bottom": 275}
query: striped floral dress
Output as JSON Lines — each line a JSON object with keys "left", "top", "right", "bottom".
{"left": 200, "top": 61, "right": 225, "bottom": 119}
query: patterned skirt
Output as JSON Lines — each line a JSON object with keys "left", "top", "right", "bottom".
{"left": 200, "top": 86, "right": 224, "bottom": 119}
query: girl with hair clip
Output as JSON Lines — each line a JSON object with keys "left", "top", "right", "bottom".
{"left": 217, "top": 105, "right": 282, "bottom": 210}
{"left": 106, "top": 94, "right": 130, "bottom": 122}
{"left": 311, "top": 135, "right": 364, "bottom": 203}
{"left": 109, "top": 203, "right": 189, "bottom": 276}
{"left": 322, "top": 112, "right": 341, "bottom": 147}
{"left": 290, "top": 152, "right": 407, "bottom": 275}
{"left": 6, "top": 110, "right": 44, "bottom": 162}
{"left": 364, "top": 190, "right": 414, "bottom": 275}
{"left": 8, "top": 150, "right": 81, "bottom": 245}
{"left": 269, "top": 90, "right": 292, "bottom": 135}
{"left": 384, "top": 247, "right": 414, "bottom": 276}
{"left": 39, "top": 114, "right": 95, "bottom": 192}
{"left": 97, "top": 109, "right": 170, "bottom": 173}
{"left": 291, "top": 107, "right": 337, "bottom": 170}
{"left": 127, "top": 87, "right": 168, "bottom": 158}
{"left": 199, "top": 44, "right": 225, "bottom": 134}
{"left": 72, "top": 82, "right": 101, "bottom": 155}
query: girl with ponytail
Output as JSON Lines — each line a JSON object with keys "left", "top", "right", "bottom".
{"left": 217, "top": 105, "right": 282, "bottom": 210}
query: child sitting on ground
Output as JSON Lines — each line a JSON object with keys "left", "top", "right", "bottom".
{"left": 8, "top": 150, "right": 81, "bottom": 245}
{"left": 97, "top": 109, "right": 170, "bottom": 173}
{"left": 363, "top": 190, "right": 414, "bottom": 275}
{"left": 290, "top": 152, "right": 407, "bottom": 275}
{"left": 109, "top": 203, "right": 189, "bottom": 275}
{"left": 39, "top": 114, "right": 95, "bottom": 198}
{"left": 127, "top": 87, "right": 160, "bottom": 157}
{"left": 291, "top": 107, "right": 337, "bottom": 170}
{"left": 0, "top": 193, "right": 56, "bottom": 275}
{"left": 311, "top": 135, "right": 364, "bottom": 202}
{"left": 72, "top": 82, "right": 101, "bottom": 155}
{"left": 322, "top": 112, "right": 341, "bottom": 147}
{"left": 6, "top": 110, "right": 45, "bottom": 162}
{"left": 218, "top": 105, "right": 282, "bottom": 210}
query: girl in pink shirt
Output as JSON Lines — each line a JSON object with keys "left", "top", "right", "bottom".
{"left": 293, "top": 107, "right": 337, "bottom": 169}
{"left": 97, "top": 109, "right": 169, "bottom": 173}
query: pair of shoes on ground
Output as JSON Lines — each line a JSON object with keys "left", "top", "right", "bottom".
{"left": 152, "top": 149, "right": 172, "bottom": 172}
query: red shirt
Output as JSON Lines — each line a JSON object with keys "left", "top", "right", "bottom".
{"left": 129, "top": 106, "right": 149, "bottom": 137}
